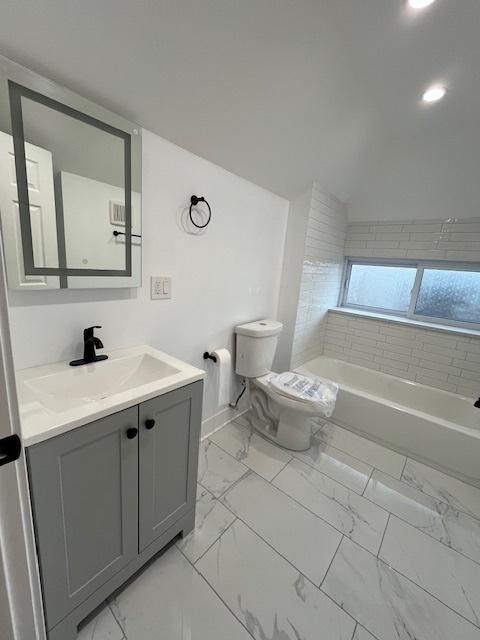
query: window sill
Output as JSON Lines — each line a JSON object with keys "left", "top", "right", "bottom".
{"left": 330, "top": 307, "right": 480, "bottom": 339}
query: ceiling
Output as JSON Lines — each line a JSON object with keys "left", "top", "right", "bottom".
{"left": 0, "top": 0, "right": 478, "bottom": 202}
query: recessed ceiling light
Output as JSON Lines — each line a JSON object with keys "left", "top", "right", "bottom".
{"left": 422, "top": 84, "right": 447, "bottom": 103}
{"left": 408, "top": 0, "right": 436, "bottom": 9}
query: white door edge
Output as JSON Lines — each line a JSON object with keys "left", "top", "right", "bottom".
{"left": 0, "top": 223, "right": 46, "bottom": 639}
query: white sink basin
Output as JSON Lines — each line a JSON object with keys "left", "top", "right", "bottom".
{"left": 17, "top": 345, "right": 205, "bottom": 446}
{"left": 24, "top": 353, "right": 180, "bottom": 413}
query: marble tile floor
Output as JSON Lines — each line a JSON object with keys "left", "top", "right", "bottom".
{"left": 78, "top": 415, "right": 480, "bottom": 640}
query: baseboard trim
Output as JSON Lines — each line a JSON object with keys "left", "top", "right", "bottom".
{"left": 201, "top": 406, "right": 248, "bottom": 440}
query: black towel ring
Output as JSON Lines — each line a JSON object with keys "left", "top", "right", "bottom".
{"left": 189, "top": 195, "right": 212, "bottom": 229}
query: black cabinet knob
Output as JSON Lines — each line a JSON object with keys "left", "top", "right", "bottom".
{"left": 145, "top": 419, "right": 156, "bottom": 430}
{"left": 126, "top": 427, "right": 138, "bottom": 439}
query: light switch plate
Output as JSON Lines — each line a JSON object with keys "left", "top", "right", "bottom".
{"left": 151, "top": 276, "right": 172, "bottom": 300}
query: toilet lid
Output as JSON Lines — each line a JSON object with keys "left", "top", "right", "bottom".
{"left": 267, "top": 371, "right": 339, "bottom": 416}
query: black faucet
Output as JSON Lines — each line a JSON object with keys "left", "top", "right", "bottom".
{"left": 474, "top": 398, "right": 480, "bottom": 409}
{"left": 69, "top": 326, "right": 109, "bottom": 367}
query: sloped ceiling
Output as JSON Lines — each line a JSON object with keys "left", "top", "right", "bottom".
{"left": 0, "top": 0, "right": 478, "bottom": 203}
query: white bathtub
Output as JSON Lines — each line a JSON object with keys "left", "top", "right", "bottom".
{"left": 296, "top": 356, "right": 480, "bottom": 486}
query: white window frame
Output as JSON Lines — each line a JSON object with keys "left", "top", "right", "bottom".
{"left": 340, "top": 258, "right": 480, "bottom": 330}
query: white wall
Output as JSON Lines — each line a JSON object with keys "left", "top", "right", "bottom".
{"left": 7, "top": 129, "right": 288, "bottom": 432}
{"left": 347, "top": 129, "right": 480, "bottom": 222}
{"left": 275, "top": 188, "right": 311, "bottom": 372}
{"left": 291, "top": 184, "right": 346, "bottom": 368}
{"left": 275, "top": 182, "right": 347, "bottom": 370}
{"left": 345, "top": 217, "right": 480, "bottom": 263}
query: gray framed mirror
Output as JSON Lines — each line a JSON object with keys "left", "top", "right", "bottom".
{"left": 0, "top": 56, "right": 142, "bottom": 290}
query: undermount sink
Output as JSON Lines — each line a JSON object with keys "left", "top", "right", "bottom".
{"left": 16, "top": 345, "right": 206, "bottom": 446}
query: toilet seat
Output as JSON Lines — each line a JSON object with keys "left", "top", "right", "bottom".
{"left": 250, "top": 371, "right": 338, "bottom": 451}
{"left": 254, "top": 373, "right": 322, "bottom": 414}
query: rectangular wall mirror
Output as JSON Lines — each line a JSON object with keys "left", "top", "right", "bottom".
{"left": 0, "top": 57, "right": 142, "bottom": 290}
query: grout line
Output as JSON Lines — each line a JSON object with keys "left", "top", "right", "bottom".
{"left": 192, "top": 517, "right": 238, "bottom": 567}
{"left": 216, "top": 469, "right": 252, "bottom": 501}
{"left": 344, "top": 468, "right": 480, "bottom": 568}
{"left": 269, "top": 456, "right": 292, "bottom": 483}
{"left": 398, "top": 458, "right": 480, "bottom": 518}
{"left": 207, "top": 425, "right": 292, "bottom": 485}
{"left": 321, "top": 535, "right": 480, "bottom": 633}
{"left": 213, "top": 414, "right": 393, "bottom": 497}
{"left": 377, "top": 513, "right": 391, "bottom": 558}
{"left": 352, "top": 622, "right": 358, "bottom": 640}
{"left": 201, "top": 453, "right": 335, "bottom": 588}
{"left": 268, "top": 460, "right": 388, "bottom": 554}
{"left": 289, "top": 445, "right": 371, "bottom": 495}
{"left": 362, "top": 466, "right": 374, "bottom": 497}
{"left": 205, "top": 420, "right": 480, "bottom": 567}
{"left": 315, "top": 418, "right": 406, "bottom": 478}
{"left": 355, "top": 623, "right": 383, "bottom": 640}
{"left": 377, "top": 548, "right": 480, "bottom": 630}
{"left": 198, "top": 439, "right": 250, "bottom": 498}
{"left": 173, "top": 507, "right": 235, "bottom": 569}
{"left": 190, "top": 553, "right": 257, "bottom": 640}
{"left": 319, "top": 534, "right": 344, "bottom": 590}
{"left": 202, "top": 409, "right": 480, "bottom": 631}
{"left": 328, "top": 414, "right": 480, "bottom": 496}
{"left": 108, "top": 600, "right": 128, "bottom": 639}
{"left": 232, "top": 517, "right": 320, "bottom": 589}
{"left": 201, "top": 515, "right": 358, "bottom": 630}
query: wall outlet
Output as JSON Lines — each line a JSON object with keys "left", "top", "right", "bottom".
{"left": 151, "top": 276, "right": 172, "bottom": 300}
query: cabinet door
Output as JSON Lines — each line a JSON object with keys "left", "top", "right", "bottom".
{"left": 139, "top": 381, "right": 203, "bottom": 551}
{"left": 27, "top": 407, "right": 138, "bottom": 629}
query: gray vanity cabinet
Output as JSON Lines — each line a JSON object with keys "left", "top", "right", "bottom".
{"left": 26, "top": 380, "right": 203, "bottom": 638}
{"left": 139, "top": 382, "right": 202, "bottom": 551}
{"left": 27, "top": 406, "right": 139, "bottom": 630}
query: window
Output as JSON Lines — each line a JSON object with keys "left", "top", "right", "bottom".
{"left": 342, "top": 260, "right": 480, "bottom": 329}
{"left": 345, "top": 264, "right": 417, "bottom": 313}
{"left": 415, "top": 269, "right": 480, "bottom": 324}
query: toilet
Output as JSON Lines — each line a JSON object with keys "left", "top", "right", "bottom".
{"left": 235, "top": 319, "right": 337, "bottom": 451}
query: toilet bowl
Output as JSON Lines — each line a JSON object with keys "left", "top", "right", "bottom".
{"left": 250, "top": 373, "right": 323, "bottom": 450}
{"left": 234, "top": 320, "right": 337, "bottom": 451}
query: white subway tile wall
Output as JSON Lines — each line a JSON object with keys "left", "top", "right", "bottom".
{"left": 345, "top": 217, "right": 480, "bottom": 262}
{"left": 324, "top": 310, "right": 480, "bottom": 396}
{"left": 291, "top": 184, "right": 347, "bottom": 368}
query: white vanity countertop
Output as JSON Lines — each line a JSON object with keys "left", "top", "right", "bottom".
{"left": 16, "top": 345, "right": 206, "bottom": 447}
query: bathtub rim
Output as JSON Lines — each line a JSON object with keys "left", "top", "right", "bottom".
{"left": 296, "top": 355, "right": 480, "bottom": 441}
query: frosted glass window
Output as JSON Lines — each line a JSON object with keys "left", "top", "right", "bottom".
{"left": 346, "top": 264, "right": 417, "bottom": 312}
{"left": 415, "top": 269, "right": 480, "bottom": 324}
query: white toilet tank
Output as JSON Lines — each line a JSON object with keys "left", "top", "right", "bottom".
{"left": 235, "top": 320, "right": 283, "bottom": 378}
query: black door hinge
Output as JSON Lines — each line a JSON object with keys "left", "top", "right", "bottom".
{"left": 0, "top": 435, "right": 21, "bottom": 467}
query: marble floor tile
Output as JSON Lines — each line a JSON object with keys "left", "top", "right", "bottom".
{"left": 221, "top": 471, "right": 342, "bottom": 585}
{"left": 354, "top": 626, "right": 377, "bottom": 640}
{"left": 402, "top": 459, "right": 480, "bottom": 520}
{"left": 365, "top": 470, "right": 480, "bottom": 564}
{"left": 197, "top": 439, "right": 248, "bottom": 497}
{"left": 273, "top": 458, "right": 388, "bottom": 554}
{"left": 232, "top": 413, "right": 251, "bottom": 428}
{"left": 314, "top": 422, "right": 406, "bottom": 478}
{"left": 110, "top": 545, "right": 252, "bottom": 640}
{"left": 210, "top": 420, "right": 292, "bottom": 481}
{"left": 323, "top": 537, "right": 480, "bottom": 640}
{"left": 379, "top": 516, "right": 480, "bottom": 626}
{"left": 176, "top": 485, "right": 236, "bottom": 563}
{"left": 196, "top": 519, "right": 355, "bottom": 640}
{"left": 78, "top": 605, "right": 124, "bottom": 640}
{"left": 293, "top": 434, "right": 373, "bottom": 493}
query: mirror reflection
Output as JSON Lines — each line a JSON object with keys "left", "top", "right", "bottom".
{"left": 0, "top": 68, "right": 141, "bottom": 290}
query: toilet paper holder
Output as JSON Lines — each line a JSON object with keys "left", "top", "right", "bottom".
{"left": 203, "top": 351, "right": 218, "bottom": 363}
